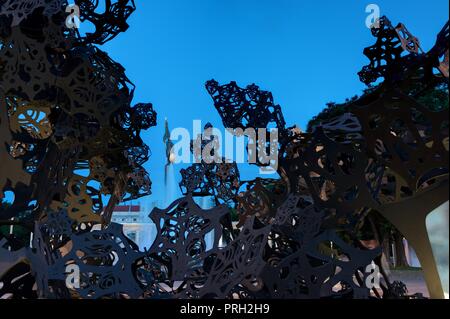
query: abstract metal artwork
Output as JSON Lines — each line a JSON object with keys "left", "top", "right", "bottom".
{"left": 0, "top": 1, "right": 448, "bottom": 299}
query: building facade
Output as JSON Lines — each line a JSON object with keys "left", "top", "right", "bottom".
{"left": 111, "top": 202, "right": 157, "bottom": 251}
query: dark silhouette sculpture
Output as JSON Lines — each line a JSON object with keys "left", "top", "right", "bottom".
{"left": 0, "top": 0, "right": 157, "bottom": 298}
{"left": 0, "top": 1, "right": 448, "bottom": 299}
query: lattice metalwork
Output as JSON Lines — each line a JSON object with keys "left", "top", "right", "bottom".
{"left": 0, "top": 2, "right": 448, "bottom": 300}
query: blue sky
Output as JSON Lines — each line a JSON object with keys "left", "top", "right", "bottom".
{"left": 97, "top": 0, "right": 449, "bottom": 208}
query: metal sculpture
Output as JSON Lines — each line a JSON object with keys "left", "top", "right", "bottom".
{"left": 0, "top": 0, "right": 448, "bottom": 300}
{"left": 0, "top": 0, "right": 156, "bottom": 298}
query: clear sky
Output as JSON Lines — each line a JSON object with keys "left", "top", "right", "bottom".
{"left": 96, "top": 0, "right": 449, "bottom": 208}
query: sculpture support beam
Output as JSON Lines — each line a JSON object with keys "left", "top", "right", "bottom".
{"left": 380, "top": 180, "right": 449, "bottom": 299}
